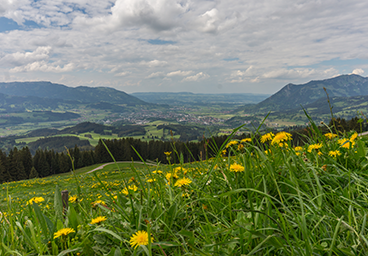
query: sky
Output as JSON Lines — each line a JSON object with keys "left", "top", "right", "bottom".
{"left": 0, "top": 0, "right": 368, "bottom": 94}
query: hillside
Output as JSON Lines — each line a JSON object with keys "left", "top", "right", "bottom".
{"left": 0, "top": 81, "right": 148, "bottom": 105}
{"left": 241, "top": 74, "right": 368, "bottom": 113}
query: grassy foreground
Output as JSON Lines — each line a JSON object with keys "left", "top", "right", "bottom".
{"left": 1, "top": 124, "right": 368, "bottom": 255}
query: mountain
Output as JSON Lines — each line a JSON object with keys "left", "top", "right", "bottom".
{"left": 0, "top": 81, "right": 148, "bottom": 105}
{"left": 242, "top": 74, "right": 368, "bottom": 113}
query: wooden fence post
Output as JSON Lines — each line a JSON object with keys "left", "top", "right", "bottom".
{"left": 61, "top": 190, "right": 69, "bottom": 215}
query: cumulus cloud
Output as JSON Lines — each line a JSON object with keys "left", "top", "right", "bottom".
{"left": 352, "top": 68, "right": 365, "bottom": 75}
{"left": 74, "top": 0, "right": 188, "bottom": 32}
{"left": 1, "top": 0, "right": 368, "bottom": 93}
{"left": 182, "top": 72, "right": 209, "bottom": 82}
{"left": 140, "top": 60, "right": 168, "bottom": 67}
{"left": 9, "top": 61, "right": 74, "bottom": 73}
{"left": 0, "top": 46, "right": 51, "bottom": 66}
{"left": 146, "top": 71, "right": 165, "bottom": 78}
{"left": 114, "top": 71, "right": 131, "bottom": 77}
{"left": 167, "top": 70, "right": 192, "bottom": 77}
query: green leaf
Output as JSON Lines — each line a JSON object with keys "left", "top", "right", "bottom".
{"left": 57, "top": 248, "right": 81, "bottom": 256}
{"left": 88, "top": 227, "right": 123, "bottom": 242}
{"left": 67, "top": 205, "right": 79, "bottom": 232}
{"left": 32, "top": 202, "right": 49, "bottom": 238}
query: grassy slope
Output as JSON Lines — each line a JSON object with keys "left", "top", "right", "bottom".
{"left": 1, "top": 127, "right": 368, "bottom": 255}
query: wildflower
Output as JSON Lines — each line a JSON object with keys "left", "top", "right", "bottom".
{"left": 230, "top": 163, "right": 245, "bottom": 172}
{"left": 294, "top": 146, "right": 303, "bottom": 151}
{"left": 307, "top": 143, "right": 322, "bottom": 153}
{"left": 130, "top": 230, "right": 153, "bottom": 249}
{"left": 264, "top": 149, "right": 271, "bottom": 155}
{"left": 324, "top": 133, "right": 338, "bottom": 139}
{"left": 328, "top": 150, "right": 341, "bottom": 158}
{"left": 69, "top": 195, "right": 77, "bottom": 203}
{"left": 90, "top": 216, "right": 107, "bottom": 225}
{"left": 53, "top": 228, "right": 75, "bottom": 239}
{"left": 237, "top": 144, "right": 244, "bottom": 150}
{"left": 226, "top": 140, "right": 239, "bottom": 148}
{"left": 338, "top": 138, "right": 354, "bottom": 149}
{"left": 350, "top": 132, "right": 358, "bottom": 141}
{"left": 271, "top": 132, "right": 292, "bottom": 145}
{"left": 91, "top": 200, "right": 106, "bottom": 207}
{"left": 241, "top": 138, "right": 252, "bottom": 143}
{"left": 174, "top": 177, "right": 192, "bottom": 187}
{"left": 221, "top": 150, "right": 227, "bottom": 156}
{"left": 318, "top": 152, "right": 323, "bottom": 156}
{"left": 164, "top": 151, "right": 172, "bottom": 156}
{"left": 27, "top": 197, "right": 44, "bottom": 205}
{"left": 260, "top": 132, "right": 274, "bottom": 143}
{"left": 122, "top": 185, "right": 138, "bottom": 195}
{"left": 146, "top": 178, "right": 156, "bottom": 183}
{"left": 152, "top": 170, "right": 162, "bottom": 174}
{"left": 322, "top": 164, "right": 327, "bottom": 171}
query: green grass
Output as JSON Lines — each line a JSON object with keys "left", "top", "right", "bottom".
{"left": 1, "top": 121, "right": 368, "bottom": 255}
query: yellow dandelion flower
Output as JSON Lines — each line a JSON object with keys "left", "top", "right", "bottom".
{"left": 229, "top": 163, "right": 245, "bottom": 172}
{"left": 307, "top": 143, "right": 322, "bottom": 153}
{"left": 241, "top": 138, "right": 252, "bottom": 143}
{"left": 328, "top": 150, "right": 341, "bottom": 158}
{"left": 294, "top": 146, "right": 303, "bottom": 151}
{"left": 350, "top": 132, "right": 358, "bottom": 141}
{"left": 53, "top": 227, "right": 75, "bottom": 239}
{"left": 90, "top": 216, "right": 107, "bottom": 225}
{"left": 221, "top": 149, "right": 227, "bottom": 156}
{"left": 69, "top": 195, "right": 77, "bottom": 203}
{"left": 338, "top": 138, "right": 355, "bottom": 149}
{"left": 91, "top": 200, "right": 106, "bottom": 207}
{"left": 27, "top": 197, "right": 44, "bottom": 205}
{"left": 237, "top": 144, "right": 244, "bottom": 150}
{"left": 271, "top": 132, "right": 292, "bottom": 145}
{"left": 152, "top": 170, "right": 163, "bottom": 174}
{"left": 174, "top": 177, "right": 192, "bottom": 187}
{"left": 260, "top": 132, "right": 274, "bottom": 143}
{"left": 146, "top": 178, "right": 156, "bottom": 183}
{"left": 164, "top": 151, "right": 172, "bottom": 156}
{"left": 130, "top": 230, "right": 153, "bottom": 249}
{"left": 324, "top": 133, "right": 338, "bottom": 139}
{"left": 225, "top": 140, "right": 239, "bottom": 148}
{"left": 122, "top": 185, "right": 138, "bottom": 195}
{"left": 318, "top": 152, "right": 323, "bottom": 156}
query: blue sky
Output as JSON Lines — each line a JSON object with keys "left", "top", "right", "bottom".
{"left": 0, "top": 0, "right": 368, "bottom": 94}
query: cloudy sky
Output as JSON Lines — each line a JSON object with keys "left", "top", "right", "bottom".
{"left": 0, "top": 0, "right": 367, "bottom": 94}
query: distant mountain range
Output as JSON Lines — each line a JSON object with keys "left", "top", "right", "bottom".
{"left": 241, "top": 74, "right": 368, "bottom": 113}
{"left": 0, "top": 81, "right": 148, "bottom": 106}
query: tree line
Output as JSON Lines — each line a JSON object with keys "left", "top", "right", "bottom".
{"left": 1, "top": 116, "right": 366, "bottom": 184}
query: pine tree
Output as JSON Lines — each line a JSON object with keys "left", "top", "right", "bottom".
{"left": 29, "top": 167, "right": 39, "bottom": 179}
{"left": 20, "top": 147, "right": 33, "bottom": 178}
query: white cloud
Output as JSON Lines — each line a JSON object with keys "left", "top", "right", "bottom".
{"left": 167, "top": 70, "right": 192, "bottom": 77}
{"left": 140, "top": 60, "right": 168, "bottom": 67}
{"left": 1, "top": 1, "right": 368, "bottom": 93}
{"left": 182, "top": 72, "right": 209, "bottom": 82}
{"left": 9, "top": 61, "right": 74, "bottom": 73}
{"left": 352, "top": 68, "right": 364, "bottom": 75}
{"left": 0, "top": 46, "right": 51, "bottom": 66}
{"left": 114, "top": 71, "right": 131, "bottom": 77}
{"left": 74, "top": 0, "right": 188, "bottom": 32}
{"left": 146, "top": 71, "right": 164, "bottom": 78}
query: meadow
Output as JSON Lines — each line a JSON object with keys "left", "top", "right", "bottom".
{"left": 1, "top": 119, "right": 368, "bottom": 255}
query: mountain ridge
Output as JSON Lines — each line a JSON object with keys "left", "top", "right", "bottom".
{"left": 0, "top": 81, "right": 148, "bottom": 106}
{"left": 241, "top": 74, "right": 368, "bottom": 113}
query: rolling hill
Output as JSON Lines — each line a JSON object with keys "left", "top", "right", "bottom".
{"left": 241, "top": 74, "right": 368, "bottom": 113}
{"left": 0, "top": 81, "right": 148, "bottom": 105}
